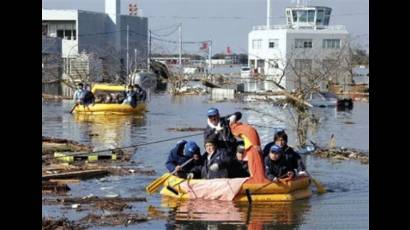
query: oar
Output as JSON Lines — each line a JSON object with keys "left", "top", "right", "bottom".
{"left": 306, "top": 171, "right": 326, "bottom": 194}
{"left": 146, "top": 158, "right": 194, "bottom": 194}
{"left": 165, "top": 173, "right": 195, "bottom": 196}
{"left": 69, "top": 103, "right": 78, "bottom": 114}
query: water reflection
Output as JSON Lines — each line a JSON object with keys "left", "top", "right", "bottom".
{"left": 73, "top": 114, "right": 147, "bottom": 151}
{"left": 160, "top": 197, "right": 310, "bottom": 230}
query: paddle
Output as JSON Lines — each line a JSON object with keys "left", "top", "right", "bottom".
{"left": 146, "top": 158, "right": 194, "bottom": 194}
{"left": 69, "top": 103, "right": 79, "bottom": 114}
{"left": 305, "top": 171, "right": 326, "bottom": 194}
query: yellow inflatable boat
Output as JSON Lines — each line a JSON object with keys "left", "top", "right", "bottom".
{"left": 159, "top": 175, "right": 312, "bottom": 202}
{"left": 72, "top": 84, "right": 147, "bottom": 115}
{"left": 73, "top": 103, "right": 146, "bottom": 115}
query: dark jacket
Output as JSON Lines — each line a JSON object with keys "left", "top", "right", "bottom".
{"left": 82, "top": 90, "right": 95, "bottom": 105}
{"left": 201, "top": 148, "right": 231, "bottom": 179}
{"left": 262, "top": 142, "right": 306, "bottom": 172}
{"left": 264, "top": 155, "right": 293, "bottom": 180}
{"left": 203, "top": 112, "right": 242, "bottom": 157}
{"left": 189, "top": 157, "right": 204, "bottom": 179}
{"left": 228, "top": 160, "right": 250, "bottom": 178}
{"left": 165, "top": 140, "right": 195, "bottom": 178}
{"left": 136, "top": 87, "right": 147, "bottom": 101}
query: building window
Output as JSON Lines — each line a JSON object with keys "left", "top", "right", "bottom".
{"left": 250, "top": 60, "right": 255, "bottom": 68}
{"left": 324, "top": 8, "right": 331, "bottom": 25}
{"left": 292, "top": 10, "right": 298, "bottom": 22}
{"left": 323, "top": 39, "right": 340, "bottom": 48}
{"left": 295, "top": 39, "right": 312, "bottom": 48}
{"left": 42, "top": 24, "right": 48, "bottom": 36}
{"left": 57, "top": 30, "right": 64, "bottom": 39}
{"left": 268, "top": 59, "right": 279, "bottom": 69}
{"left": 316, "top": 10, "right": 324, "bottom": 24}
{"left": 308, "top": 10, "right": 315, "bottom": 23}
{"left": 256, "top": 59, "right": 265, "bottom": 69}
{"left": 268, "top": 39, "right": 278, "bottom": 48}
{"left": 323, "top": 59, "right": 338, "bottom": 72}
{"left": 295, "top": 59, "right": 312, "bottom": 73}
{"left": 252, "top": 39, "right": 262, "bottom": 49}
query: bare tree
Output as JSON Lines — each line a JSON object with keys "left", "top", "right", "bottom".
{"left": 248, "top": 40, "right": 351, "bottom": 147}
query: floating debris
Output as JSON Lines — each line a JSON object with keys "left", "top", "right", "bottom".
{"left": 42, "top": 217, "right": 85, "bottom": 230}
{"left": 42, "top": 180, "right": 71, "bottom": 194}
{"left": 43, "top": 196, "right": 146, "bottom": 212}
{"left": 313, "top": 148, "right": 369, "bottom": 164}
{"left": 167, "top": 127, "right": 206, "bottom": 132}
{"left": 80, "top": 213, "right": 148, "bottom": 226}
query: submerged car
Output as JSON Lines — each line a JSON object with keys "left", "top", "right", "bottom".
{"left": 306, "top": 92, "right": 353, "bottom": 109}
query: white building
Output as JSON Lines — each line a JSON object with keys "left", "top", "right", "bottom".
{"left": 352, "top": 65, "right": 369, "bottom": 85}
{"left": 42, "top": 0, "right": 148, "bottom": 81}
{"left": 248, "top": 0, "right": 350, "bottom": 92}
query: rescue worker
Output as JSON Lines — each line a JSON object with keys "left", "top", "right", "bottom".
{"left": 134, "top": 84, "right": 147, "bottom": 102}
{"left": 165, "top": 140, "right": 201, "bottom": 179}
{"left": 82, "top": 84, "right": 95, "bottom": 106}
{"left": 228, "top": 144, "right": 250, "bottom": 178}
{"left": 122, "top": 85, "right": 138, "bottom": 108}
{"left": 264, "top": 145, "right": 295, "bottom": 182}
{"left": 204, "top": 108, "right": 241, "bottom": 157}
{"left": 73, "top": 83, "right": 85, "bottom": 104}
{"left": 201, "top": 137, "right": 231, "bottom": 179}
{"left": 263, "top": 130, "right": 307, "bottom": 175}
{"left": 228, "top": 114, "right": 270, "bottom": 184}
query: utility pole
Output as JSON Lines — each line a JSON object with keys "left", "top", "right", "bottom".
{"left": 208, "top": 40, "right": 212, "bottom": 75}
{"left": 148, "top": 30, "right": 151, "bottom": 69}
{"left": 178, "top": 23, "right": 182, "bottom": 73}
{"left": 126, "top": 24, "right": 129, "bottom": 76}
{"left": 134, "top": 48, "right": 138, "bottom": 70}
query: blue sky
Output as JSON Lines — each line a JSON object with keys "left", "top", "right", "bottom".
{"left": 42, "top": 0, "right": 369, "bottom": 54}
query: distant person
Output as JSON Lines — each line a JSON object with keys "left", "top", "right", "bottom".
{"left": 134, "top": 84, "right": 147, "bottom": 102}
{"left": 264, "top": 145, "right": 295, "bottom": 182}
{"left": 73, "top": 83, "right": 85, "bottom": 104}
{"left": 201, "top": 137, "right": 231, "bottom": 179}
{"left": 228, "top": 144, "right": 250, "bottom": 178}
{"left": 122, "top": 85, "right": 138, "bottom": 108}
{"left": 82, "top": 84, "right": 95, "bottom": 106}
{"left": 165, "top": 140, "right": 201, "bottom": 179}
{"left": 263, "top": 130, "right": 306, "bottom": 175}
{"left": 204, "top": 108, "right": 241, "bottom": 157}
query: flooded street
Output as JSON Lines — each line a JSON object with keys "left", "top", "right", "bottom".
{"left": 42, "top": 93, "right": 368, "bottom": 229}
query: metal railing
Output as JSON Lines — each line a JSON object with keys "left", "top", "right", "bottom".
{"left": 252, "top": 25, "right": 346, "bottom": 31}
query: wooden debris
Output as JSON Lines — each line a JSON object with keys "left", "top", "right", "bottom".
{"left": 42, "top": 169, "right": 109, "bottom": 180}
{"left": 167, "top": 127, "right": 206, "bottom": 132}
{"left": 313, "top": 147, "right": 369, "bottom": 164}
{"left": 42, "top": 181, "right": 70, "bottom": 193}
{"left": 42, "top": 217, "right": 85, "bottom": 230}
{"left": 49, "top": 179, "right": 80, "bottom": 184}
{"left": 80, "top": 213, "right": 148, "bottom": 226}
{"left": 43, "top": 196, "right": 146, "bottom": 212}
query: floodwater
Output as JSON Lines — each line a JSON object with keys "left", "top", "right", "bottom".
{"left": 42, "top": 93, "right": 369, "bottom": 229}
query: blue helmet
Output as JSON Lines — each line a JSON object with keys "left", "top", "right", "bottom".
{"left": 207, "top": 107, "right": 219, "bottom": 117}
{"left": 183, "top": 141, "right": 200, "bottom": 158}
{"left": 270, "top": 144, "right": 283, "bottom": 154}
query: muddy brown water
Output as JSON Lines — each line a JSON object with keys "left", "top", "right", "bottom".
{"left": 42, "top": 93, "right": 368, "bottom": 229}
